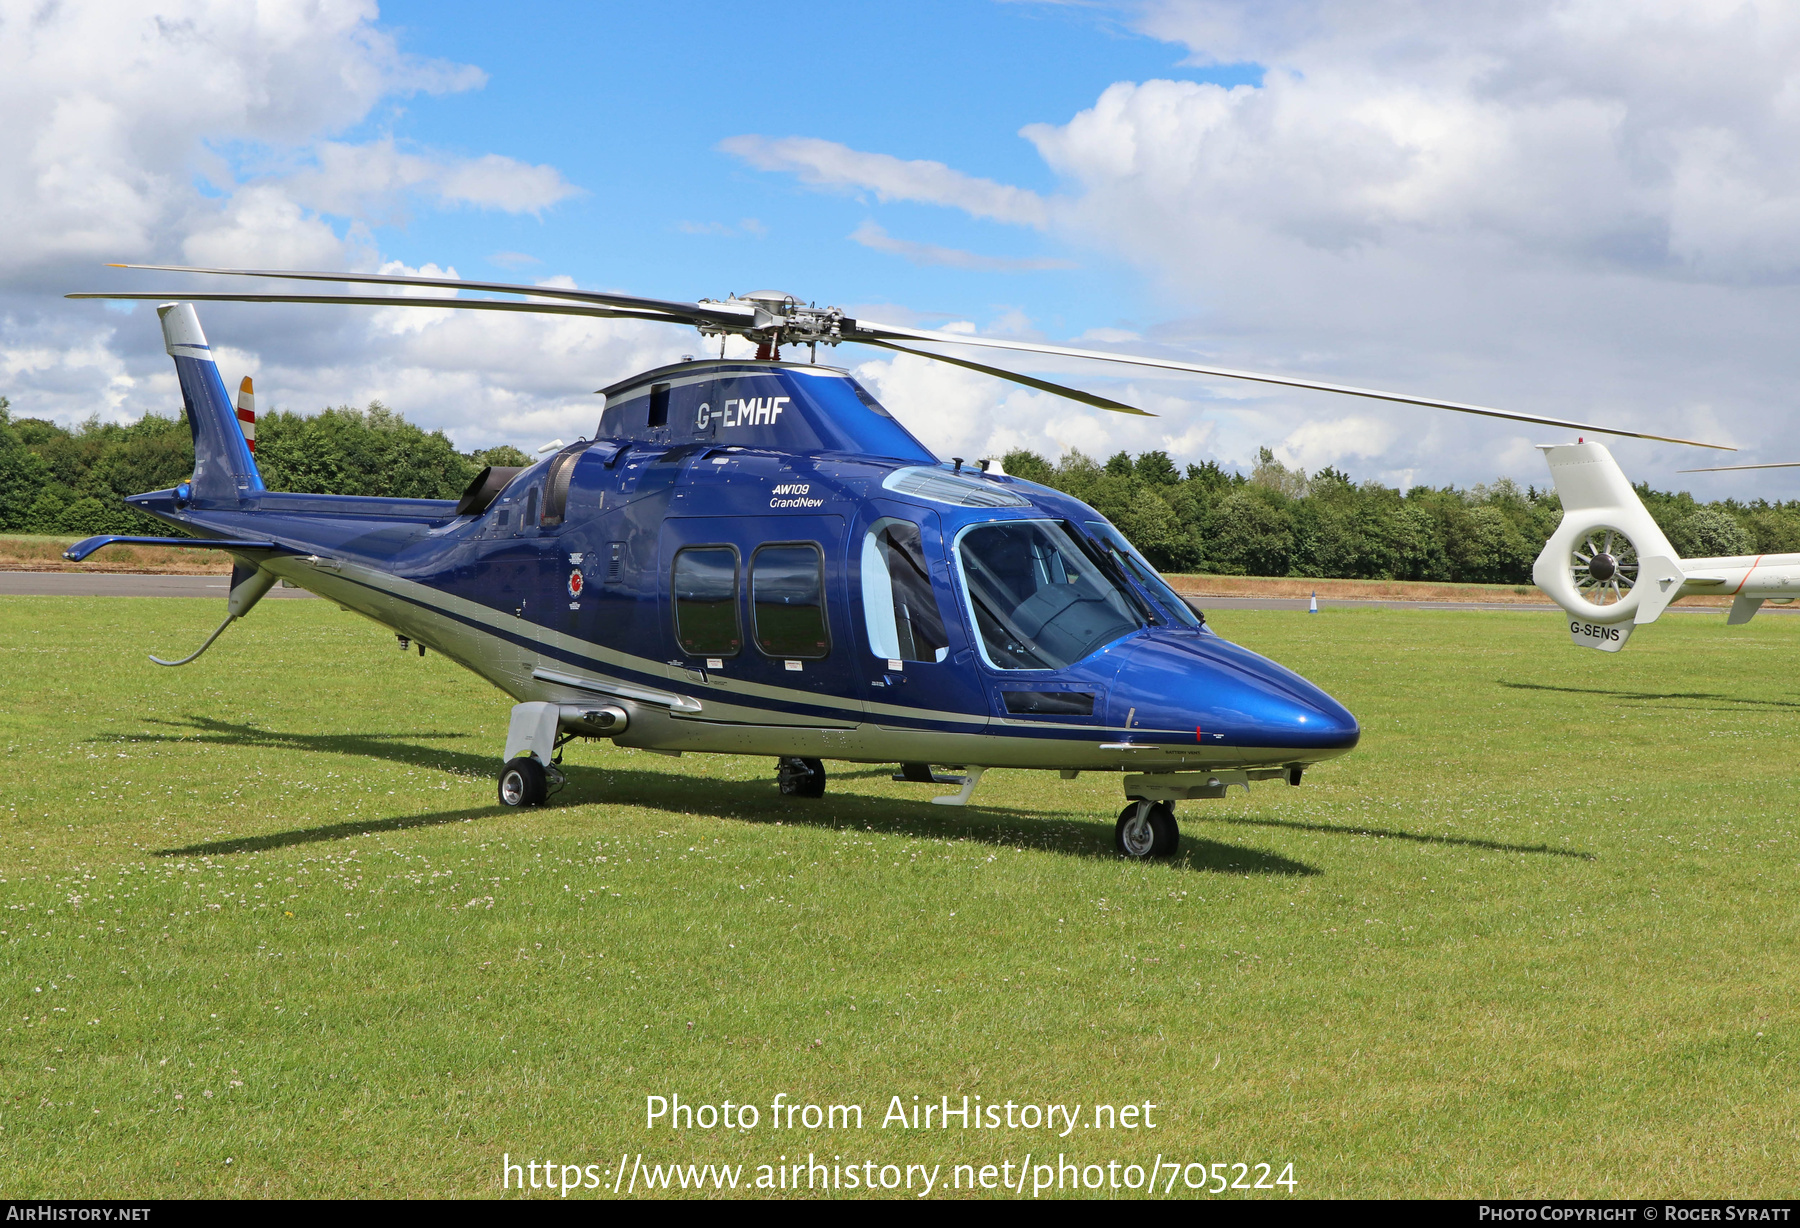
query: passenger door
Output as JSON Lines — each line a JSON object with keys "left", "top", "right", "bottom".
{"left": 659, "top": 515, "right": 861, "bottom": 726}
{"left": 852, "top": 509, "right": 990, "bottom": 734}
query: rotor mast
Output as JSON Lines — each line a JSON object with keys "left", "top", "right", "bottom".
{"left": 697, "top": 290, "right": 846, "bottom": 359}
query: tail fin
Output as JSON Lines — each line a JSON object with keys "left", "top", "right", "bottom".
{"left": 159, "top": 302, "right": 263, "bottom": 503}
{"left": 1531, "top": 442, "right": 1685, "bottom": 651}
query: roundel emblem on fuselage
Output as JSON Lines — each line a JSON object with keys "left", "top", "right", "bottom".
{"left": 568, "top": 568, "right": 584, "bottom": 598}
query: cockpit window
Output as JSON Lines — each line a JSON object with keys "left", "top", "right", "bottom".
{"left": 1084, "top": 520, "right": 1201, "bottom": 628}
{"left": 955, "top": 520, "right": 1144, "bottom": 670}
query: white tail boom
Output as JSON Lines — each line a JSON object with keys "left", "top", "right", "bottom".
{"left": 1533, "top": 442, "right": 1800, "bottom": 651}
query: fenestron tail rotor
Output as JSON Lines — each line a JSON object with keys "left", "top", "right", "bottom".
{"left": 1570, "top": 526, "right": 1641, "bottom": 606}
{"left": 67, "top": 263, "right": 1736, "bottom": 447}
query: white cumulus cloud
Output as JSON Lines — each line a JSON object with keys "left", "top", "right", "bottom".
{"left": 730, "top": 1, "right": 1800, "bottom": 490}
{"left": 849, "top": 221, "right": 1075, "bottom": 272}
{"left": 718, "top": 135, "right": 1049, "bottom": 227}
{"left": 0, "top": 0, "right": 624, "bottom": 446}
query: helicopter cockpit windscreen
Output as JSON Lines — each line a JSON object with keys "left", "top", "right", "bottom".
{"left": 956, "top": 520, "right": 1145, "bottom": 670}
{"left": 1084, "top": 520, "right": 1202, "bottom": 628}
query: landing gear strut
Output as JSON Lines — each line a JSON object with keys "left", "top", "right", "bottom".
{"left": 778, "top": 756, "right": 826, "bottom": 798}
{"left": 1115, "top": 800, "right": 1179, "bottom": 859}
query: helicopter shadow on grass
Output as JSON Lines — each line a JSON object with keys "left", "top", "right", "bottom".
{"left": 1192, "top": 814, "right": 1595, "bottom": 861}
{"left": 1499, "top": 680, "right": 1800, "bottom": 712}
{"left": 128, "top": 714, "right": 499, "bottom": 776}
{"left": 556, "top": 767, "right": 1319, "bottom": 876}
{"left": 140, "top": 716, "right": 1316, "bottom": 874}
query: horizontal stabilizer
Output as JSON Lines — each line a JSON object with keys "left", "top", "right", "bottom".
{"left": 63, "top": 535, "right": 280, "bottom": 563}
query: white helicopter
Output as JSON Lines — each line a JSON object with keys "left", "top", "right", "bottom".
{"left": 1533, "top": 443, "right": 1797, "bottom": 651}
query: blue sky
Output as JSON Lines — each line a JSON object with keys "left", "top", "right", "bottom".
{"left": 337, "top": 2, "right": 1256, "bottom": 334}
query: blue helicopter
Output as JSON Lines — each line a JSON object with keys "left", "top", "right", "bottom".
{"left": 62, "top": 265, "right": 1725, "bottom": 858}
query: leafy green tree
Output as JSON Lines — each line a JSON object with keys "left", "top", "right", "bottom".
{"left": 1133, "top": 450, "right": 1180, "bottom": 485}
{"left": 1671, "top": 506, "right": 1754, "bottom": 557}
{"left": 469, "top": 445, "right": 532, "bottom": 470}
{"left": 256, "top": 402, "right": 476, "bottom": 499}
{"left": 1208, "top": 490, "right": 1296, "bottom": 575}
{"left": 1446, "top": 504, "right": 1533, "bottom": 583}
{"left": 0, "top": 398, "right": 538, "bottom": 534}
{"left": 1184, "top": 460, "right": 1240, "bottom": 493}
{"left": 1250, "top": 446, "right": 1309, "bottom": 498}
{"left": 1115, "top": 487, "right": 1193, "bottom": 570}
{"left": 0, "top": 399, "right": 54, "bottom": 533}
{"left": 1000, "top": 449, "right": 1054, "bottom": 484}
{"left": 1741, "top": 505, "right": 1800, "bottom": 554}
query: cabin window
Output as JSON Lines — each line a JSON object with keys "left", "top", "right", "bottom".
{"left": 647, "top": 382, "right": 671, "bottom": 428}
{"left": 751, "top": 543, "right": 829, "bottom": 659}
{"left": 955, "top": 519, "right": 1144, "bottom": 670}
{"left": 860, "top": 518, "right": 948, "bottom": 662}
{"left": 672, "top": 547, "right": 741, "bottom": 656}
{"left": 524, "top": 487, "right": 540, "bottom": 527}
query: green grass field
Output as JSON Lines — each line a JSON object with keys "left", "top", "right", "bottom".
{"left": 2, "top": 596, "right": 1795, "bottom": 1198}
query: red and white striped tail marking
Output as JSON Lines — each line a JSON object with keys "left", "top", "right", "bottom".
{"left": 235, "top": 376, "right": 256, "bottom": 452}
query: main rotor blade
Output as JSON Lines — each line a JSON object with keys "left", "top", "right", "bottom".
{"left": 1678, "top": 461, "right": 1800, "bottom": 472}
{"left": 66, "top": 291, "right": 688, "bottom": 326}
{"left": 103, "top": 263, "right": 747, "bottom": 328}
{"left": 849, "top": 320, "right": 1736, "bottom": 451}
{"left": 860, "top": 339, "right": 1153, "bottom": 417}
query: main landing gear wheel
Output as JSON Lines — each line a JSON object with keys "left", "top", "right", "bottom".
{"left": 498, "top": 756, "right": 548, "bottom": 808}
{"left": 1115, "top": 801, "right": 1179, "bottom": 859}
{"left": 777, "top": 756, "right": 826, "bottom": 798}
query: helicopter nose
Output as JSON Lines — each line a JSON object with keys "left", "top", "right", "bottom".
{"left": 1111, "top": 633, "right": 1360, "bottom": 751}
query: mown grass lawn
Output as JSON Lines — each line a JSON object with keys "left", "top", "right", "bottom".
{"left": 1, "top": 596, "right": 1795, "bottom": 1198}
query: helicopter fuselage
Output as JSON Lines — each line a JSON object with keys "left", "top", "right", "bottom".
{"left": 123, "top": 355, "right": 1360, "bottom": 780}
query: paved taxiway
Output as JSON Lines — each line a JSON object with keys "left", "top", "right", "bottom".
{"left": 3, "top": 571, "right": 1784, "bottom": 614}
{"left": 0, "top": 571, "right": 1559, "bottom": 611}
{"left": 0, "top": 573, "right": 319, "bottom": 599}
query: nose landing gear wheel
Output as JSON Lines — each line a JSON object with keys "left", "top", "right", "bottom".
{"left": 777, "top": 756, "right": 826, "bottom": 798}
{"left": 1115, "top": 801, "right": 1179, "bottom": 859}
{"left": 498, "top": 756, "right": 548, "bottom": 808}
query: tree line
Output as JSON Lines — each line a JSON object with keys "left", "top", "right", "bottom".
{"left": 0, "top": 397, "right": 527, "bottom": 537}
{"left": 1003, "top": 446, "right": 1789, "bottom": 584}
{"left": 1, "top": 395, "right": 1790, "bottom": 583}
